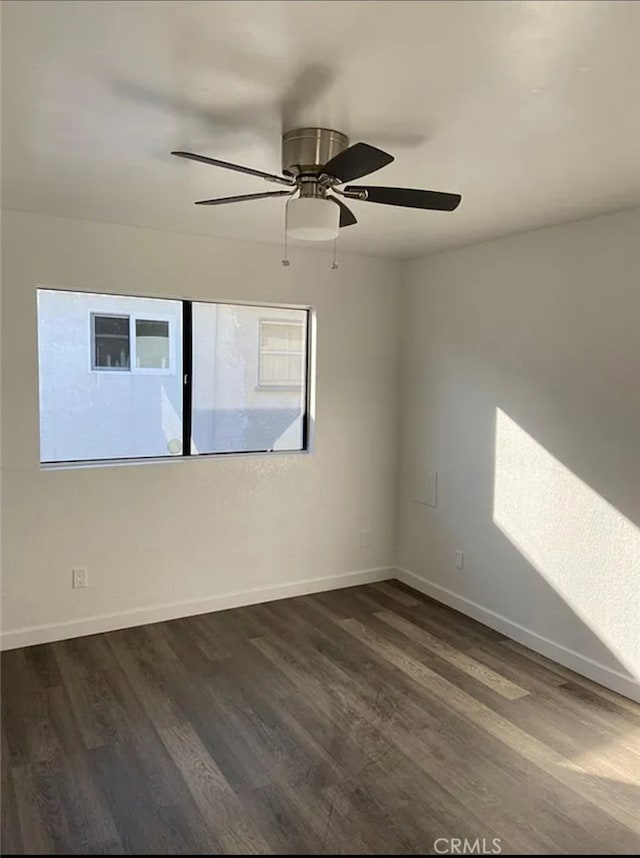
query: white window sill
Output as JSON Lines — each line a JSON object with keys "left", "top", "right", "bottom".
{"left": 40, "top": 448, "right": 312, "bottom": 471}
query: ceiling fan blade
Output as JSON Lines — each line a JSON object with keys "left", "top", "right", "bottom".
{"left": 329, "top": 196, "right": 357, "bottom": 228}
{"left": 344, "top": 185, "right": 461, "bottom": 211}
{"left": 194, "top": 190, "right": 293, "bottom": 206}
{"left": 172, "top": 151, "right": 294, "bottom": 186}
{"left": 322, "top": 142, "right": 394, "bottom": 184}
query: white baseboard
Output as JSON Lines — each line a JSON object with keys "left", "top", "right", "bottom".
{"left": 396, "top": 567, "right": 640, "bottom": 704}
{"left": 0, "top": 566, "right": 393, "bottom": 651}
{"left": 6, "top": 564, "right": 638, "bottom": 705}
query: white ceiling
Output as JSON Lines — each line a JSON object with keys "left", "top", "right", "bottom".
{"left": 2, "top": 0, "right": 639, "bottom": 259}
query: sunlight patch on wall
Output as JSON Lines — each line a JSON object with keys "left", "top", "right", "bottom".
{"left": 494, "top": 408, "right": 640, "bottom": 679}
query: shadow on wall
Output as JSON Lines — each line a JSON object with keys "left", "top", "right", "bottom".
{"left": 493, "top": 407, "right": 640, "bottom": 684}
{"left": 191, "top": 407, "right": 303, "bottom": 453}
{"left": 403, "top": 355, "right": 639, "bottom": 693}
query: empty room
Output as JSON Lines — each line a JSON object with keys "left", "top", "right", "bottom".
{"left": 1, "top": 1, "right": 638, "bottom": 855}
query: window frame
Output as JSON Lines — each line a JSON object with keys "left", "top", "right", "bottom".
{"left": 39, "top": 287, "right": 313, "bottom": 467}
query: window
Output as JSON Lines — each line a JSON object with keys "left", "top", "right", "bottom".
{"left": 93, "top": 315, "right": 130, "bottom": 369}
{"left": 37, "top": 289, "right": 310, "bottom": 464}
{"left": 258, "top": 320, "right": 305, "bottom": 387}
{"left": 191, "top": 303, "right": 308, "bottom": 455}
{"left": 135, "top": 319, "right": 170, "bottom": 369}
{"left": 92, "top": 314, "right": 172, "bottom": 372}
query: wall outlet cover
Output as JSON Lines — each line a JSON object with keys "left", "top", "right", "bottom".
{"left": 72, "top": 567, "right": 87, "bottom": 588}
{"left": 360, "top": 529, "right": 371, "bottom": 549}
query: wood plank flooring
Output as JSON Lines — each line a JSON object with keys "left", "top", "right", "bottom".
{"left": 2, "top": 581, "right": 639, "bottom": 855}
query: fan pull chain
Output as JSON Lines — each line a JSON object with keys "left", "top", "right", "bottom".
{"left": 331, "top": 238, "right": 338, "bottom": 270}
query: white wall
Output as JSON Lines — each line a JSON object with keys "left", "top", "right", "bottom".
{"left": 397, "top": 208, "right": 640, "bottom": 700}
{"left": 1, "top": 210, "right": 401, "bottom": 644}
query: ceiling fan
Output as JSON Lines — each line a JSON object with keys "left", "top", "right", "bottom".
{"left": 172, "top": 127, "right": 461, "bottom": 242}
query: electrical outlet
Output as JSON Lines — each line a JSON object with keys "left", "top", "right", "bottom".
{"left": 360, "top": 529, "right": 371, "bottom": 549}
{"left": 72, "top": 567, "right": 87, "bottom": 589}
{"left": 455, "top": 550, "right": 464, "bottom": 570}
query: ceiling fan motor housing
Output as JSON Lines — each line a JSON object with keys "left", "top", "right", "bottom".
{"left": 282, "top": 128, "right": 349, "bottom": 177}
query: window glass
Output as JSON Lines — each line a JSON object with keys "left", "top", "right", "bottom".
{"left": 191, "top": 304, "right": 308, "bottom": 454}
{"left": 38, "top": 290, "right": 182, "bottom": 463}
{"left": 37, "top": 290, "right": 309, "bottom": 464}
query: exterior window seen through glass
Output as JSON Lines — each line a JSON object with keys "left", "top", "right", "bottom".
{"left": 258, "top": 321, "right": 305, "bottom": 387}
{"left": 93, "top": 315, "right": 130, "bottom": 369}
{"left": 136, "top": 319, "right": 170, "bottom": 369}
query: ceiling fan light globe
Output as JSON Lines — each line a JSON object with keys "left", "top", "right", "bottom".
{"left": 286, "top": 197, "right": 339, "bottom": 242}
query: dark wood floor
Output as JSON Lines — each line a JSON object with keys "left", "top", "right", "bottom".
{"left": 2, "top": 581, "right": 639, "bottom": 855}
